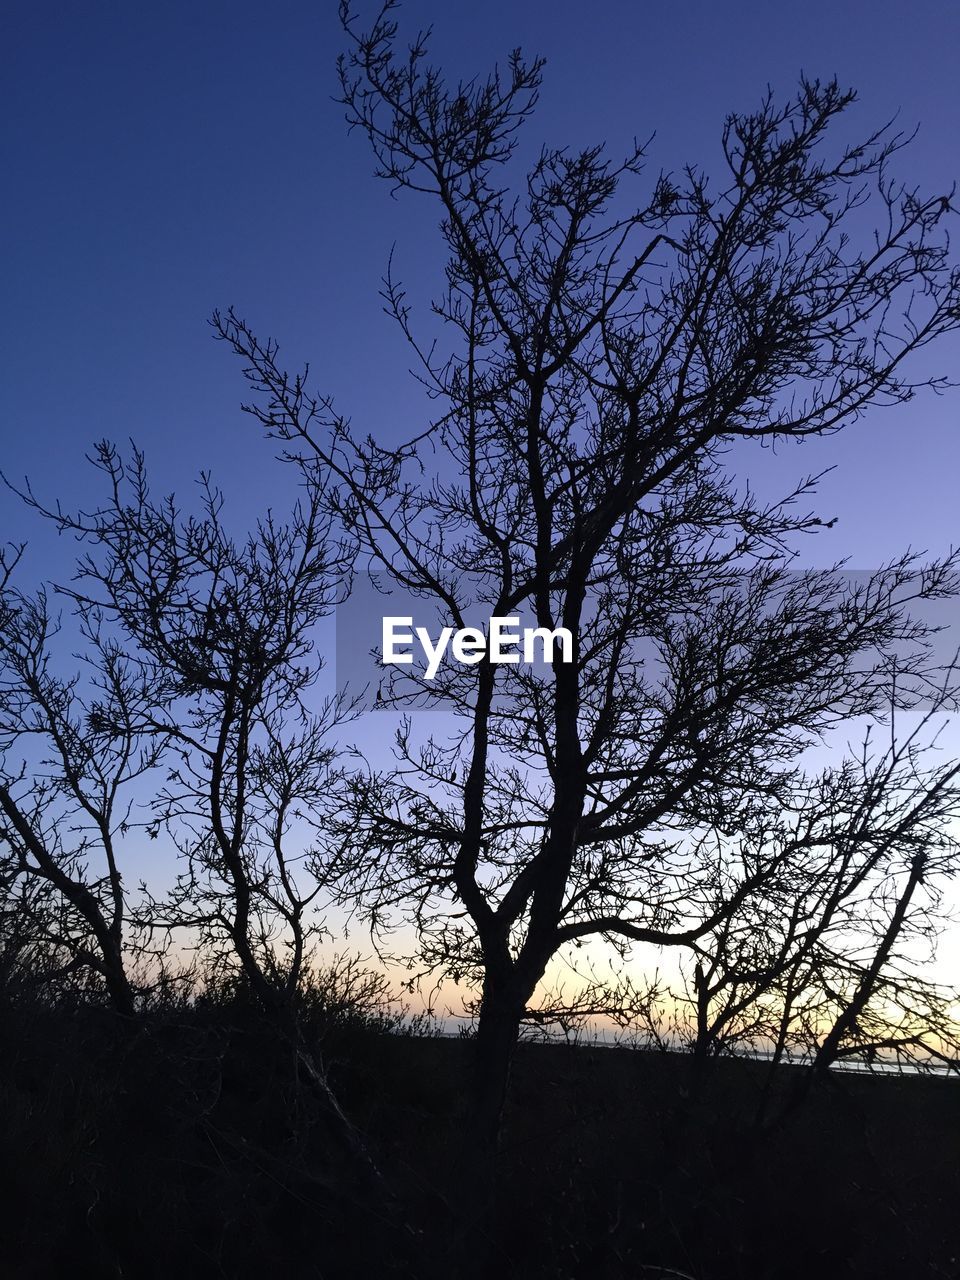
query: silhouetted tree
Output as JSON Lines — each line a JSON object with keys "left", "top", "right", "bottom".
{"left": 217, "top": 1, "right": 960, "bottom": 1150}
{"left": 11, "top": 445, "right": 379, "bottom": 1169}
{"left": 0, "top": 542, "right": 162, "bottom": 1016}
{"left": 643, "top": 692, "right": 960, "bottom": 1082}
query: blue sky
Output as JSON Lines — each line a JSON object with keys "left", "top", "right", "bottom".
{"left": 3, "top": 1, "right": 960, "bottom": 992}
{"left": 3, "top": 0, "right": 958, "bottom": 567}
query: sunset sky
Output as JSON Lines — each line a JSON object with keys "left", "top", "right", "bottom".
{"left": 3, "top": 1, "right": 959, "bottom": 1010}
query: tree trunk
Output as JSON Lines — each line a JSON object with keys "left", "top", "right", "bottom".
{"left": 445, "top": 984, "right": 524, "bottom": 1277}
{"left": 472, "top": 988, "right": 522, "bottom": 1154}
{"left": 102, "top": 944, "right": 135, "bottom": 1019}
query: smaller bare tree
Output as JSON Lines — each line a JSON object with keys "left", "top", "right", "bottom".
{"left": 13, "top": 444, "right": 380, "bottom": 1171}
{"left": 0, "top": 543, "right": 165, "bottom": 1016}
{"left": 650, "top": 691, "right": 960, "bottom": 1091}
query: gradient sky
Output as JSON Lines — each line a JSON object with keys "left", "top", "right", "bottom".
{"left": 3, "top": 1, "right": 960, "bottom": 1000}
{"left": 4, "top": 1, "right": 958, "bottom": 552}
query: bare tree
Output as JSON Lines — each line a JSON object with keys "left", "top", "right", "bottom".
{"left": 645, "top": 695, "right": 960, "bottom": 1083}
{"left": 0, "top": 543, "right": 163, "bottom": 1016}
{"left": 0, "top": 830, "right": 89, "bottom": 1002}
{"left": 12, "top": 444, "right": 383, "bottom": 1171}
{"left": 216, "top": 2, "right": 960, "bottom": 1148}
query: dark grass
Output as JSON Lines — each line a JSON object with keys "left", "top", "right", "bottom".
{"left": 0, "top": 998, "right": 957, "bottom": 1278}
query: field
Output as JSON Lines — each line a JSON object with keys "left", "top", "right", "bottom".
{"left": 1, "top": 998, "right": 956, "bottom": 1278}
